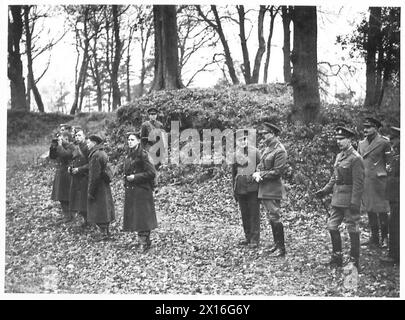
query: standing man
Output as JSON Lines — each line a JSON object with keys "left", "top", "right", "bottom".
{"left": 315, "top": 126, "right": 364, "bottom": 269}
{"left": 86, "top": 134, "right": 115, "bottom": 241}
{"left": 380, "top": 126, "right": 400, "bottom": 265}
{"left": 140, "top": 107, "right": 164, "bottom": 152}
{"left": 253, "top": 122, "right": 288, "bottom": 257}
{"left": 49, "top": 130, "right": 75, "bottom": 223}
{"left": 358, "top": 117, "right": 393, "bottom": 248}
{"left": 68, "top": 127, "right": 89, "bottom": 230}
{"left": 232, "top": 130, "right": 261, "bottom": 248}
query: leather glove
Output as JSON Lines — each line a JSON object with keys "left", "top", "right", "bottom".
{"left": 314, "top": 189, "right": 324, "bottom": 198}
{"left": 349, "top": 203, "right": 360, "bottom": 215}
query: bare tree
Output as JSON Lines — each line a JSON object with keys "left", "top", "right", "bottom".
{"left": 196, "top": 5, "right": 239, "bottom": 85}
{"left": 8, "top": 5, "right": 28, "bottom": 111}
{"left": 111, "top": 5, "right": 123, "bottom": 110}
{"left": 177, "top": 5, "right": 219, "bottom": 87}
{"left": 281, "top": 5, "right": 293, "bottom": 83}
{"left": 263, "top": 6, "right": 280, "bottom": 83}
{"left": 251, "top": 5, "right": 267, "bottom": 84}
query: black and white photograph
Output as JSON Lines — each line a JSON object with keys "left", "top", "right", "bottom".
{"left": 2, "top": 0, "right": 402, "bottom": 300}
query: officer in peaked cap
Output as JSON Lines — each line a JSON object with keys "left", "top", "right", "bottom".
{"left": 358, "top": 115, "right": 393, "bottom": 249}
{"left": 60, "top": 123, "right": 72, "bottom": 133}
{"left": 315, "top": 126, "right": 364, "bottom": 269}
{"left": 253, "top": 121, "right": 288, "bottom": 257}
{"left": 258, "top": 122, "right": 281, "bottom": 136}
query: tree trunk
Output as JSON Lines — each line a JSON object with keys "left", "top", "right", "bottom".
{"left": 364, "top": 7, "right": 381, "bottom": 108}
{"left": 237, "top": 5, "right": 251, "bottom": 84}
{"left": 251, "top": 5, "right": 266, "bottom": 84}
{"left": 196, "top": 5, "right": 239, "bottom": 85}
{"left": 24, "top": 6, "right": 45, "bottom": 113}
{"left": 151, "top": 5, "right": 183, "bottom": 91}
{"left": 112, "top": 5, "right": 122, "bottom": 109}
{"left": 282, "top": 6, "right": 292, "bottom": 83}
{"left": 263, "top": 6, "right": 277, "bottom": 83}
{"left": 70, "top": 8, "right": 89, "bottom": 115}
{"left": 126, "top": 45, "right": 131, "bottom": 102}
{"left": 8, "top": 6, "right": 28, "bottom": 111}
{"left": 291, "top": 6, "right": 320, "bottom": 124}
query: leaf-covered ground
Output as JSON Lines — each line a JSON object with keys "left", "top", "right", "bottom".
{"left": 5, "top": 160, "right": 400, "bottom": 297}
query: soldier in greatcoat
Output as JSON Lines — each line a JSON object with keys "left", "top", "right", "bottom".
{"left": 253, "top": 122, "right": 288, "bottom": 257}
{"left": 140, "top": 107, "right": 164, "bottom": 152}
{"left": 316, "top": 126, "right": 365, "bottom": 269}
{"left": 232, "top": 130, "right": 261, "bottom": 248}
{"left": 122, "top": 132, "right": 157, "bottom": 252}
{"left": 68, "top": 127, "right": 89, "bottom": 229}
{"left": 358, "top": 117, "right": 393, "bottom": 248}
{"left": 50, "top": 130, "right": 75, "bottom": 223}
{"left": 380, "top": 126, "right": 400, "bottom": 265}
{"left": 86, "top": 134, "right": 115, "bottom": 241}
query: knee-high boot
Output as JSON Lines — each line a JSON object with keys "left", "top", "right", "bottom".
{"left": 349, "top": 232, "right": 360, "bottom": 269}
{"left": 269, "top": 222, "right": 286, "bottom": 257}
{"left": 329, "top": 230, "right": 343, "bottom": 267}
{"left": 267, "top": 220, "right": 278, "bottom": 253}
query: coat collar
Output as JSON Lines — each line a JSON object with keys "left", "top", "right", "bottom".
{"left": 361, "top": 133, "right": 384, "bottom": 158}
{"left": 88, "top": 144, "right": 104, "bottom": 158}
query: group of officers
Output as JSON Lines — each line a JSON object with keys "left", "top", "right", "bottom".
{"left": 49, "top": 107, "right": 163, "bottom": 250}
{"left": 49, "top": 109, "right": 400, "bottom": 268}
{"left": 232, "top": 116, "right": 400, "bottom": 270}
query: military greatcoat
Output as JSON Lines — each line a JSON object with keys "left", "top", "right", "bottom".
{"left": 87, "top": 144, "right": 115, "bottom": 224}
{"left": 358, "top": 134, "right": 392, "bottom": 212}
{"left": 123, "top": 144, "right": 157, "bottom": 232}
{"left": 69, "top": 141, "right": 89, "bottom": 212}
{"left": 50, "top": 141, "right": 74, "bottom": 202}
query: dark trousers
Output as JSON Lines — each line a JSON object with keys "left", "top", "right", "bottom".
{"left": 237, "top": 192, "right": 260, "bottom": 244}
{"left": 367, "top": 211, "right": 389, "bottom": 242}
{"left": 389, "top": 202, "right": 399, "bottom": 261}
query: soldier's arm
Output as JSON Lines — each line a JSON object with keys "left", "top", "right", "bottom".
{"left": 260, "top": 150, "right": 287, "bottom": 180}
{"left": 88, "top": 154, "right": 101, "bottom": 198}
{"left": 132, "top": 152, "right": 156, "bottom": 184}
{"left": 351, "top": 157, "right": 365, "bottom": 207}
{"left": 321, "top": 171, "right": 336, "bottom": 194}
{"left": 56, "top": 143, "right": 74, "bottom": 161}
{"left": 383, "top": 140, "right": 394, "bottom": 166}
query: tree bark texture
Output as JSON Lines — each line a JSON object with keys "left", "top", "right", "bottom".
{"left": 151, "top": 5, "right": 183, "bottom": 91}
{"left": 24, "top": 6, "right": 45, "bottom": 112}
{"left": 291, "top": 6, "right": 320, "bottom": 124}
{"left": 251, "top": 5, "right": 266, "bottom": 84}
{"left": 364, "top": 7, "right": 381, "bottom": 108}
{"left": 263, "top": 6, "right": 278, "bottom": 83}
{"left": 8, "top": 6, "right": 28, "bottom": 111}
{"left": 237, "top": 5, "right": 251, "bottom": 84}
{"left": 281, "top": 6, "right": 292, "bottom": 83}
{"left": 112, "top": 5, "right": 122, "bottom": 110}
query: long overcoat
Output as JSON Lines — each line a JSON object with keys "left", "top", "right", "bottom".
{"left": 386, "top": 148, "right": 399, "bottom": 203}
{"left": 321, "top": 146, "right": 364, "bottom": 207}
{"left": 358, "top": 134, "right": 392, "bottom": 212}
{"left": 69, "top": 141, "right": 89, "bottom": 212}
{"left": 123, "top": 144, "right": 157, "bottom": 232}
{"left": 50, "top": 141, "right": 74, "bottom": 202}
{"left": 257, "top": 137, "right": 287, "bottom": 200}
{"left": 87, "top": 145, "right": 115, "bottom": 224}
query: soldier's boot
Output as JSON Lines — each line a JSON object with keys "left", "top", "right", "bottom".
{"left": 329, "top": 230, "right": 343, "bottom": 268}
{"left": 379, "top": 213, "right": 389, "bottom": 248}
{"left": 94, "top": 224, "right": 109, "bottom": 242}
{"left": 362, "top": 212, "right": 380, "bottom": 247}
{"left": 349, "top": 232, "right": 360, "bottom": 270}
{"left": 139, "top": 232, "right": 151, "bottom": 252}
{"left": 269, "top": 222, "right": 286, "bottom": 258}
{"left": 266, "top": 221, "right": 278, "bottom": 253}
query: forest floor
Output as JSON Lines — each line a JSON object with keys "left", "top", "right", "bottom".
{"left": 5, "top": 147, "right": 400, "bottom": 298}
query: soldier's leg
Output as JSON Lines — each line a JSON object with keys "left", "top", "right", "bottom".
{"left": 345, "top": 208, "right": 361, "bottom": 269}
{"left": 381, "top": 202, "right": 399, "bottom": 264}
{"left": 262, "top": 199, "right": 285, "bottom": 257}
{"left": 363, "top": 211, "right": 380, "bottom": 247}
{"left": 378, "top": 212, "right": 389, "bottom": 248}
{"left": 327, "top": 207, "right": 344, "bottom": 267}
{"left": 138, "top": 230, "right": 151, "bottom": 252}
{"left": 60, "top": 200, "right": 73, "bottom": 222}
{"left": 247, "top": 192, "right": 260, "bottom": 246}
{"left": 237, "top": 195, "right": 251, "bottom": 244}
